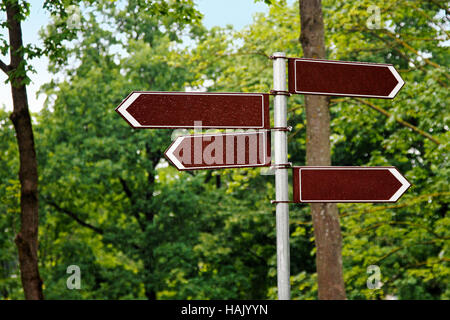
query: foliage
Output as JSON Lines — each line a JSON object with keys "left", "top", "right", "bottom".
{"left": 0, "top": 109, "right": 22, "bottom": 299}
{"left": 323, "top": 0, "right": 449, "bottom": 300}
{"left": 0, "top": 0, "right": 448, "bottom": 300}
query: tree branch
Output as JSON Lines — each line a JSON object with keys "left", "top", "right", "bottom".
{"left": 379, "top": 29, "right": 449, "bottom": 78}
{"left": 349, "top": 26, "right": 448, "bottom": 88}
{"left": 405, "top": 0, "right": 450, "bottom": 39}
{"left": 204, "top": 171, "right": 213, "bottom": 184}
{"left": 353, "top": 98, "right": 442, "bottom": 145}
{"left": 119, "top": 177, "right": 145, "bottom": 231}
{"left": 350, "top": 221, "right": 447, "bottom": 239}
{"left": 296, "top": 192, "right": 450, "bottom": 228}
{"left": 0, "top": 59, "right": 10, "bottom": 74}
{"left": 373, "top": 239, "right": 441, "bottom": 265}
{"left": 428, "top": 0, "right": 450, "bottom": 16}
{"left": 221, "top": 50, "right": 270, "bottom": 60}
{"left": 350, "top": 23, "right": 449, "bottom": 83}
{"left": 390, "top": 46, "right": 448, "bottom": 88}
{"left": 340, "top": 192, "right": 450, "bottom": 218}
{"left": 119, "top": 177, "right": 134, "bottom": 201}
{"left": 45, "top": 198, "right": 144, "bottom": 251}
{"left": 45, "top": 199, "right": 104, "bottom": 235}
{"left": 379, "top": 256, "right": 450, "bottom": 290}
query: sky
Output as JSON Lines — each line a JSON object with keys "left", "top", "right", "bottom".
{"left": 0, "top": 0, "right": 272, "bottom": 113}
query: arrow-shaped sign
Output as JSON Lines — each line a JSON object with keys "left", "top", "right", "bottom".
{"left": 165, "top": 131, "right": 271, "bottom": 171}
{"left": 116, "top": 91, "right": 270, "bottom": 129}
{"left": 288, "top": 58, "right": 404, "bottom": 98}
{"left": 293, "top": 166, "right": 411, "bottom": 203}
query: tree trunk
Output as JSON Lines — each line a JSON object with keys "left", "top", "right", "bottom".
{"left": 5, "top": 1, "right": 44, "bottom": 300}
{"left": 143, "top": 255, "right": 157, "bottom": 300}
{"left": 298, "top": 0, "right": 346, "bottom": 300}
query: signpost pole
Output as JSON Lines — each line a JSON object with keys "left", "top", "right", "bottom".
{"left": 273, "top": 52, "right": 290, "bottom": 300}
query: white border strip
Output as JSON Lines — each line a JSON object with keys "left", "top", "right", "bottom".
{"left": 116, "top": 92, "right": 141, "bottom": 127}
{"left": 165, "top": 137, "right": 184, "bottom": 170}
{"left": 293, "top": 59, "right": 404, "bottom": 99}
{"left": 388, "top": 168, "right": 411, "bottom": 201}
{"left": 387, "top": 66, "right": 405, "bottom": 98}
{"left": 116, "top": 92, "right": 266, "bottom": 128}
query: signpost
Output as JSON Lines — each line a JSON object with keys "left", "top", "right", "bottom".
{"left": 116, "top": 91, "right": 270, "bottom": 129}
{"left": 116, "top": 53, "right": 408, "bottom": 301}
{"left": 293, "top": 166, "right": 411, "bottom": 203}
{"left": 164, "top": 131, "right": 271, "bottom": 171}
{"left": 288, "top": 58, "right": 404, "bottom": 98}
{"left": 272, "top": 52, "right": 291, "bottom": 300}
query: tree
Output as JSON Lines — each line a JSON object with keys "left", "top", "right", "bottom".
{"left": 298, "top": 0, "right": 346, "bottom": 299}
{"left": 36, "top": 0, "right": 206, "bottom": 299}
{"left": 0, "top": 0, "right": 43, "bottom": 299}
{"left": 190, "top": 0, "right": 448, "bottom": 299}
{"left": 0, "top": 0, "right": 92, "bottom": 299}
{"left": 0, "top": 0, "right": 203, "bottom": 300}
{"left": 0, "top": 108, "right": 22, "bottom": 299}
{"left": 323, "top": 0, "right": 449, "bottom": 299}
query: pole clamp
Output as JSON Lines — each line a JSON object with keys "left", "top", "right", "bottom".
{"left": 270, "top": 89, "right": 291, "bottom": 96}
{"left": 270, "top": 162, "right": 292, "bottom": 169}
{"left": 270, "top": 126, "right": 292, "bottom": 132}
{"left": 270, "top": 200, "right": 295, "bottom": 204}
{"left": 269, "top": 55, "right": 288, "bottom": 60}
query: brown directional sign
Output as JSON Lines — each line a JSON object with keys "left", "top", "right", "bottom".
{"left": 164, "top": 131, "right": 271, "bottom": 171}
{"left": 293, "top": 167, "right": 411, "bottom": 203}
{"left": 288, "top": 58, "right": 404, "bottom": 98}
{"left": 116, "top": 91, "right": 270, "bottom": 129}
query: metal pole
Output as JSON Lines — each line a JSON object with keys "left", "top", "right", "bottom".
{"left": 272, "top": 52, "right": 290, "bottom": 300}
